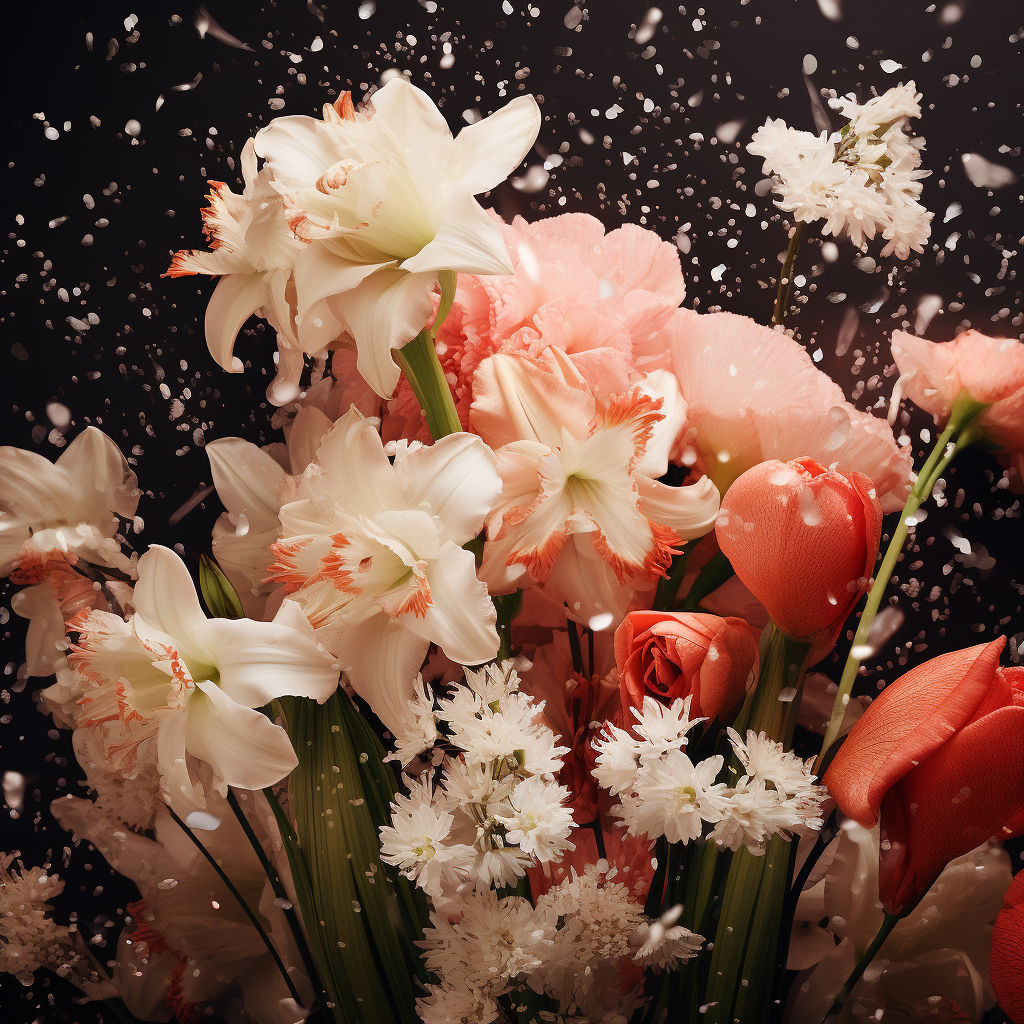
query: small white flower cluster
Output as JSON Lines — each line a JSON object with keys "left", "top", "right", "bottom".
{"left": 416, "top": 863, "right": 703, "bottom": 1024}
{"left": 592, "top": 697, "right": 826, "bottom": 855}
{"left": 380, "top": 662, "right": 575, "bottom": 895}
{"left": 0, "top": 854, "right": 115, "bottom": 998}
{"left": 748, "top": 82, "right": 932, "bottom": 259}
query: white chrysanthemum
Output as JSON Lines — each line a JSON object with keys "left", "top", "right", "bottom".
{"left": 629, "top": 695, "right": 706, "bottom": 760}
{"left": 748, "top": 82, "right": 932, "bottom": 259}
{"left": 591, "top": 723, "right": 645, "bottom": 795}
{"left": 418, "top": 891, "right": 556, "bottom": 995}
{"left": 618, "top": 751, "right": 727, "bottom": 843}
{"left": 463, "top": 659, "right": 522, "bottom": 705}
{"left": 389, "top": 677, "right": 440, "bottom": 766}
{"left": 494, "top": 775, "right": 576, "bottom": 863}
{"left": 379, "top": 778, "right": 475, "bottom": 896}
{"left": 416, "top": 983, "right": 500, "bottom": 1024}
{"left": 727, "top": 729, "right": 818, "bottom": 799}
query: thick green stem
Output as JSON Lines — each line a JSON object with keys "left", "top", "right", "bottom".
{"left": 680, "top": 550, "right": 735, "bottom": 612}
{"left": 394, "top": 270, "right": 462, "bottom": 440}
{"left": 394, "top": 329, "right": 462, "bottom": 439}
{"left": 822, "top": 913, "right": 900, "bottom": 1022}
{"left": 772, "top": 222, "right": 806, "bottom": 326}
{"left": 817, "top": 413, "right": 983, "bottom": 767}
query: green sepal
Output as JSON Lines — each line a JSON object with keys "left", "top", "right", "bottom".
{"left": 198, "top": 555, "right": 245, "bottom": 620}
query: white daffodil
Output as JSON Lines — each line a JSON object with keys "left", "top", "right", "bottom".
{"left": 0, "top": 427, "right": 139, "bottom": 581}
{"left": 270, "top": 407, "right": 501, "bottom": 730}
{"left": 470, "top": 350, "right": 720, "bottom": 629}
{"left": 253, "top": 78, "right": 541, "bottom": 398}
{"left": 64, "top": 545, "right": 338, "bottom": 810}
{"left": 166, "top": 137, "right": 308, "bottom": 398}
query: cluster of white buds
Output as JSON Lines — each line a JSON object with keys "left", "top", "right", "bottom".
{"left": 416, "top": 863, "right": 704, "bottom": 1024}
{"left": 748, "top": 82, "right": 932, "bottom": 258}
{"left": 380, "top": 661, "right": 575, "bottom": 895}
{"left": 592, "top": 697, "right": 826, "bottom": 854}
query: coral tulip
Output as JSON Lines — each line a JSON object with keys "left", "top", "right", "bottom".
{"left": 824, "top": 638, "right": 1024, "bottom": 914}
{"left": 992, "top": 871, "right": 1024, "bottom": 1024}
{"left": 715, "top": 458, "right": 882, "bottom": 649}
{"left": 614, "top": 610, "right": 758, "bottom": 726}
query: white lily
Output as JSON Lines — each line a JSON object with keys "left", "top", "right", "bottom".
{"left": 165, "top": 138, "right": 309, "bottom": 402}
{"left": 470, "top": 350, "right": 720, "bottom": 628}
{"left": 270, "top": 407, "right": 501, "bottom": 730}
{"left": 65, "top": 546, "right": 338, "bottom": 810}
{"left": 0, "top": 426, "right": 139, "bottom": 581}
{"left": 254, "top": 78, "right": 541, "bottom": 398}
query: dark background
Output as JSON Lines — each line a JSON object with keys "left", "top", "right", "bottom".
{"left": 2, "top": 1, "right": 1022, "bottom": 1020}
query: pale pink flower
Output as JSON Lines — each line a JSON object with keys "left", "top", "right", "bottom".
{"left": 891, "top": 328, "right": 1024, "bottom": 488}
{"left": 471, "top": 349, "right": 719, "bottom": 629}
{"left": 383, "top": 211, "right": 687, "bottom": 442}
{"left": 664, "top": 309, "right": 913, "bottom": 511}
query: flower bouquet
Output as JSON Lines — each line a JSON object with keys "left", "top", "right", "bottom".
{"left": 4, "top": 69, "right": 1024, "bottom": 1024}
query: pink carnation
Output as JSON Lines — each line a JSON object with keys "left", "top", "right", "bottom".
{"left": 382, "top": 211, "right": 686, "bottom": 442}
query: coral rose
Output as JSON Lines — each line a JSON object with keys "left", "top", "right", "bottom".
{"left": 991, "top": 871, "right": 1024, "bottom": 1024}
{"left": 715, "top": 458, "right": 882, "bottom": 650}
{"left": 824, "top": 637, "right": 1024, "bottom": 915}
{"left": 614, "top": 610, "right": 758, "bottom": 727}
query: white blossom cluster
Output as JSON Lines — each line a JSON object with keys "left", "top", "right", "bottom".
{"left": 380, "top": 661, "right": 576, "bottom": 895}
{"left": 748, "top": 82, "right": 932, "bottom": 259}
{"left": 592, "top": 697, "right": 826, "bottom": 855}
{"left": 416, "top": 863, "right": 703, "bottom": 1024}
{"left": 0, "top": 854, "right": 115, "bottom": 998}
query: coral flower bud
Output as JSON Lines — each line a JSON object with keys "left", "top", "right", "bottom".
{"left": 715, "top": 457, "right": 882, "bottom": 650}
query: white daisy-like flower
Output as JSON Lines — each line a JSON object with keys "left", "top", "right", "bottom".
{"left": 630, "top": 695, "right": 706, "bottom": 760}
{"left": 416, "top": 983, "right": 500, "bottom": 1024}
{"left": 591, "top": 723, "right": 645, "bottom": 796}
{"left": 619, "top": 751, "right": 727, "bottom": 843}
{"left": 727, "top": 729, "right": 819, "bottom": 799}
{"left": 389, "top": 676, "right": 441, "bottom": 766}
{"left": 379, "top": 777, "right": 475, "bottom": 896}
{"left": 494, "top": 774, "right": 576, "bottom": 863}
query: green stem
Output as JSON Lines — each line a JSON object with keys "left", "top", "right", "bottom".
{"left": 817, "top": 419, "right": 981, "bottom": 767}
{"left": 226, "top": 789, "right": 325, "bottom": 1006}
{"left": 680, "top": 550, "right": 734, "bottom": 611}
{"left": 821, "top": 913, "right": 900, "bottom": 1022}
{"left": 394, "top": 329, "right": 462, "bottom": 439}
{"left": 772, "top": 222, "right": 806, "bottom": 326}
{"left": 566, "top": 617, "right": 585, "bottom": 675}
{"left": 166, "top": 804, "right": 304, "bottom": 1007}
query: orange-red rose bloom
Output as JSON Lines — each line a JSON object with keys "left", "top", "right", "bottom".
{"left": 824, "top": 638, "right": 1024, "bottom": 915}
{"left": 715, "top": 457, "right": 882, "bottom": 649}
{"left": 614, "top": 610, "right": 758, "bottom": 726}
{"left": 991, "top": 870, "right": 1024, "bottom": 1024}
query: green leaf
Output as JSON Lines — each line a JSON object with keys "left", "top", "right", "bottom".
{"left": 198, "top": 555, "right": 244, "bottom": 619}
{"left": 283, "top": 693, "right": 419, "bottom": 1024}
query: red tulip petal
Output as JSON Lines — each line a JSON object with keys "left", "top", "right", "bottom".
{"left": 824, "top": 638, "right": 1006, "bottom": 827}
{"left": 876, "top": 705, "right": 1024, "bottom": 914}
{"left": 992, "top": 873, "right": 1024, "bottom": 1024}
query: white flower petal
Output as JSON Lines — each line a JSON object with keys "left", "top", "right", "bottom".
{"left": 367, "top": 78, "right": 455, "bottom": 165}
{"left": 335, "top": 613, "right": 430, "bottom": 732}
{"left": 205, "top": 272, "right": 271, "bottom": 372}
{"left": 254, "top": 115, "right": 347, "bottom": 186}
{"left": 133, "top": 547, "right": 210, "bottom": 655}
{"left": 402, "top": 183, "right": 512, "bottom": 276}
{"left": 186, "top": 680, "right": 299, "bottom": 791}
{"left": 195, "top": 614, "right": 338, "bottom": 709}
{"left": 409, "top": 542, "right": 499, "bottom": 665}
{"left": 453, "top": 95, "right": 541, "bottom": 194}
{"left": 207, "top": 438, "right": 286, "bottom": 534}
{"left": 399, "top": 433, "right": 501, "bottom": 543}
{"left": 635, "top": 473, "right": 720, "bottom": 538}
{"left": 57, "top": 426, "right": 141, "bottom": 520}
{"left": 330, "top": 265, "right": 437, "bottom": 398}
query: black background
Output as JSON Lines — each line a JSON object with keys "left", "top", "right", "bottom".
{"left": 2, "top": 1, "right": 1022, "bottom": 1021}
